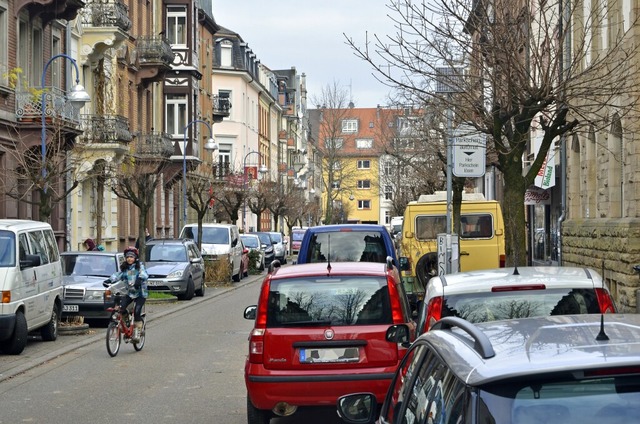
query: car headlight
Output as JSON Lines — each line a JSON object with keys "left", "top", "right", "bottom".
{"left": 167, "top": 270, "right": 184, "bottom": 279}
{"left": 86, "top": 290, "right": 104, "bottom": 302}
{"left": 266, "top": 247, "right": 274, "bottom": 253}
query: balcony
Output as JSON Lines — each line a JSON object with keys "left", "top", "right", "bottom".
{"left": 134, "top": 131, "right": 174, "bottom": 159}
{"left": 15, "top": 0, "right": 85, "bottom": 25}
{"left": 16, "top": 87, "right": 83, "bottom": 126}
{"left": 79, "top": 1, "right": 131, "bottom": 63}
{"left": 212, "top": 96, "right": 231, "bottom": 122}
{"left": 135, "top": 36, "right": 174, "bottom": 87}
{"left": 80, "top": 114, "right": 132, "bottom": 144}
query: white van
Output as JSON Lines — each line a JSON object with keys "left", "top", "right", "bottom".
{"left": 180, "top": 223, "right": 243, "bottom": 282}
{"left": 0, "top": 220, "right": 63, "bottom": 355}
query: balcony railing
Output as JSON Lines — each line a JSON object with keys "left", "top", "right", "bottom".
{"left": 15, "top": 87, "right": 83, "bottom": 124}
{"left": 80, "top": 0, "right": 132, "bottom": 31}
{"left": 134, "top": 131, "right": 174, "bottom": 158}
{"left": 213, "top": 162, "right": 231, "bottom": 180}
{"left": 136, "top": 36, "right": 174, "bottom": 65}
{"left": 79, "top": 114, "right": 133, "bottom": 144}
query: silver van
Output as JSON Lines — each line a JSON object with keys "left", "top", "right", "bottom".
{"left": 180, "top": 223, "right": 243, "bottom": 282}
{"left": 0, "top": 220, "right": 63, "bottom": 355}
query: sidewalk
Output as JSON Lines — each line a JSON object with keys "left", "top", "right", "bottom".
{"left": 0, "top": 276, "right": 258, "bottom": 383}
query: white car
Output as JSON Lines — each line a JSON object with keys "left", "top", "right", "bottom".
{"left": 240, "top": 234, "right": 265, "bottom": 271}
{"left": 416, "top": 266, "right": 617, "bottom": 334}
{"left": 267, "top": 231, "right": 287, "bottom": 264}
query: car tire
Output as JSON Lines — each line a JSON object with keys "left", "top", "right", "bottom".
{"left": 178, "top": 278, "right": 195, "bottom": 301}
{"left": 416, "top": 252, "right": 439, "bottom": 290}
{"left": 40, "top": 303, "right": 59, "bottom": 341}
{"left": 195, "top": 278, "right": 205, "bottom": 297}
{"left": 1, "top": 310, "right": 28, "bottom": 355}
{"left": 247, "top": 396, "right": 272, "bottom": 424}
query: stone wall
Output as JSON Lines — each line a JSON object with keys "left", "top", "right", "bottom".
{"left": 563, "top": 218, "right": 640, "bottom": 312}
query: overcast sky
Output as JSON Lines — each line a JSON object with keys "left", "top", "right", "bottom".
{"left": 213, "top": 1, "right": 397, "bottom": 108}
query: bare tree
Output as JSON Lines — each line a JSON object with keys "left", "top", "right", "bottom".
{"left": 345, "top": 0, "right": 640, "bottom": 265}
{"left": 185, "top": 164, "right": 217, "bottom": 250}
{"left": 210, "top": 170, "right": 244, "bottom": 226}
{"left": 247, "top": 179, "right": 271, "bottom": 231}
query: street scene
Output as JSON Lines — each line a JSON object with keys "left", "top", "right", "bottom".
{"left": 2, "top": 0, "right": 640, "bottom": 423}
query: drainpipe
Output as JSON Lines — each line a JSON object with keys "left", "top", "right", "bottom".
{"left": 557, "top": 0, "right": 571, "bottom": 265}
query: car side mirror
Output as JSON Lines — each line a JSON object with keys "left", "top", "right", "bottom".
{"left": 399, "top": 257, "right": 410, "bottom": 272}
{"left": 337, "top": 393, "right": 376, "bottom": 423}
{"left": 244, "top": 305, "right": 257, "bottom": 320}
{"left": 386, "top": 324, "right": 410, "bottom": 346}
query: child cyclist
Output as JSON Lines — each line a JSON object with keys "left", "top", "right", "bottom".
{"left": 106, "top": 246, "right": 148, "bottom": 342}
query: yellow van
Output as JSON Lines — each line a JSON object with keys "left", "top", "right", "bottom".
{"left": 399, "top": 192, "right": 505, "bottom": 307}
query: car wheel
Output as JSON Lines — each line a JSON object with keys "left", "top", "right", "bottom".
{"left": 195, "top": 278, "right": 205, "bottom": 297}
{"left": 40, "top": 303, "right": 59, "bottom": 341}
{"left": 1, "top": 310, "right": 28, "bottom": 355}
{"left": 247, "top": 396, "right": 272, "bottom": 424}
{"left": 178, "top": 278, "right": 195, "bottom": 301}
{"left": 416, "top": 253, "right": 439, "bottom": 290}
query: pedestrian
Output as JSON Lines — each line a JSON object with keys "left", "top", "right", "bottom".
{"left": 135, "top": 228, "right": 153, "bottom": 250}
{"left": 105, "top": 246, "right": 148, "bottom": 342}
{"left": 83, "top": 238, "right": 99, "bottom": 251}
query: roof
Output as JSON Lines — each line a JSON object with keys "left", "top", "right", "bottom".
{"left": 271, "top": 261, "right": 391, "bottom": 280}
{"left": 305, "top": 224, "right": 389, "bottom": 233}
{"left": 423, "top": 314, "right": 640, "bottom": 386}
{"left": 0, "top": 219, "right": 52, "bottom": 231}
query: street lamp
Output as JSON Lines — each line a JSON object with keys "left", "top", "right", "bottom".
{"left": 41, "top": 54, "right": 90, "bottom": 192}
{"left": 183, "top": 119, "right": 218, "bottom": 227}
{"left": 243, "top": 151, "right": 268, "bottom": 232}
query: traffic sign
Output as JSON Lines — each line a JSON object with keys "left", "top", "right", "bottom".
{"left": 452, "top": 125, "right": 486, "bottom": 177}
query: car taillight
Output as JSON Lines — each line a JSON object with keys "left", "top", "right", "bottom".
{"left": 387, "top": 275, "right": 405, "bottom": 323}
{"left": 491, "top": 284, "right": 546, "bottom": 292}
{"left": 595, "top": 288, "right": 616, "bottom": 313}
{"left": 248, "top": 278, "right": 272, "bottom": 363}
{"left": 499, "top": 254, "right": 506, "bottom": 268}
{"left": 425, "top": 296, "right": 442, "bottom": 331}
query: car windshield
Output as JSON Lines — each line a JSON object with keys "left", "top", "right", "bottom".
{"left": 305, "top": 231, "right": 387, "bottom": 263}
{"left": 441, "top": 288, "right": 602, "bottom": 322}
{"left": 292, "top": 231, "right": 305, "bottom": 241}
{"left": 0, "top": 230, "right": 16, "bottom": 267}
{"left": 254, "top": 233, "right": 271, "bottom": 245}
{"left": 267, "top": 276, "right": 392, "bottom": 327}
{"left": 62, "top": 254, "right": 117, "bottom": 277}
{"left": 146, "top": 245, "right": 187, "bottom": 262}
{"left": 241, "top": 236, "right": 259, "bottom": 248}
{"left": 183, "top": 226, "right": 230, "bottom": 244}
{"left": 269, "top": 233, "right": 283, "bottom": 243}
{"left": 479, "top": 375, "right": 640, "bottom": 424}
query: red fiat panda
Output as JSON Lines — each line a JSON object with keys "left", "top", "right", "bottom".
{"left": 244, "top": 260, "right": 416, "bottom": 423}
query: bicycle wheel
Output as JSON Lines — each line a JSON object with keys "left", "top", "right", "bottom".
{"left": 133, "top": 319, "right": 146, "bottom": 351}
{"left": 106, "top": 321, "right": 121, "bottom": 357}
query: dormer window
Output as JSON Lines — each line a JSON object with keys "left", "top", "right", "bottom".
{"left": 342, "top": 119, "right": 358, "bottom": 133}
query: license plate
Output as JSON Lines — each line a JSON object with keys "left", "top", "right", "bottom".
{"left": 63, "top": 304, "right": 79, "bottom": 312}
{"left": 147, "top": 280, "right": 160, "bottom": 286}
{"left": 299, "top": 347, "right": 360, "bottom": 363}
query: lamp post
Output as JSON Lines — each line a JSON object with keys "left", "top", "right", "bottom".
{"left": 41, "top": 54, "right": 90, "bottom": 192}
{"left": 183, "top": 119, "right": 218, "bottom": 228}
{"left": 243, "top": 151, "right": 268, "bottom": 232}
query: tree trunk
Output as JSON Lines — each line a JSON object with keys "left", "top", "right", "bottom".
{"left": 502, "top": 162, "right": 528, "bottom": 267}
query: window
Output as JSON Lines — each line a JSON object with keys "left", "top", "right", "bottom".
{"left": 358, "top": 200, "right": 371, "bottom": 210}
{"left": 30, "top": 26, "right": 43, "bottom": 86}
{"left": 342, "top": 119, "right": 358, "bottom": 133}
{"left": 216, "top": 143, "right": 232, "bottom": 177}
{"left": 219, "top": 40, "right": 233, "bottom": 67}
{"left": 416, "top": 215, "right": 447, "bottom": 240}
{"left": 166, "top": 6, "right": 187, "bottom": 46}
{"left": 357, "top": 160, "right": 371, "bottom": 169}
{"left": 356, "top": 138, "right": 373, "bottom": 149}
{"left": 218, "top": 89, "right": 231, "bottom": 119}
{"left": 385, "top": 185, "right": 393, "bottom": 200}
{"left": 331, "top": 181, "right": 341, "bottom": 189}
{"left": 0, "top": 2, "right": 7, "bottom": 87}
{"left": 325, "top": 138, "right": 343, "bottom": 149}
{"left": 17, "top": 17, "right": 29, "bottom": 87}
{"left": 329, "top": 161, "right": 342, "bottom": 171}
{"left": 357, "top": 180, "right": 371, "bottom": 189}
{"left": 51, "top": 27, "right": 62, "bottom": 88}
{"left": 165, "top": 93, "right": 188, "bottom": 136}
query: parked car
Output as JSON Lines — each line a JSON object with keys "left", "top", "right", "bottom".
{"left": 250, "top": 232, "right": 275, "bottom": 267}
{"left": 144, "top": 238, "right": 205, "bottom": 300}
{"left": 61, "top": 251, "right": 126, "bottom": 322}
{"left": 241, "top": 234, "right": 265, "bottom": 271}
{"left": 267, "top": 231, "right": 287, "bottom": 264}
{"left": 290, "top": 227, "right": 307, "bottom": 256}
{"left": 338, "top": 313, "right": 640, "bottom": 424}
{"left": 180, "top": 223, "right": 243, "bottom": 282}
{"left": 240, "top": 241, "right": 250, "bottom": 279}
{"left": 416, "top": 266, "right": 617, "bottom": 334}
{"left": 296, "top": 224, "right": 398, "bottom": 267}
{"left": 244, "top": 260, "right": 416, "bottom": 423}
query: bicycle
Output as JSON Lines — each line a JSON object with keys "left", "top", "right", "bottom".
{"left": 105, "top": 291, "right": 146, "bottom": 357}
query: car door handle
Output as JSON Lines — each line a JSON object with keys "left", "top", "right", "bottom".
{"left": 460, "top": 251, "right": 470, "bottom": 256}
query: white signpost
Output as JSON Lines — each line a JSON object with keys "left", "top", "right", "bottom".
{"left": 452, "top": 125, "right": 487, "bottom": 178}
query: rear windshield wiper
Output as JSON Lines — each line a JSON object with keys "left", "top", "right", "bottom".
{"left": 278, "top": 320, "right": 333, "bottom": 326}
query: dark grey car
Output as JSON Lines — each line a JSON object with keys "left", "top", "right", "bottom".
{"left": 61, "top": 251, "right": 125, "bottom": 321}
{"left": 338, "top": 314, "right": 640, "bottom": 423}
{"left": 144, "top": 238, "right": 205, "bottom": 300}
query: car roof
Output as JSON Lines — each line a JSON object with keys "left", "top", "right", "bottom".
{"left": 241, "top": 234, "right": 259, "bottom": 239}
{"left": 270, "top": 261, "right": 391, "bottom": 279}
{"left": 428, "top": 266, "right": 601, "bottom": 297}
{"left": 62, "top": 251, "right": 121, "bottom": 256}
{"left": 305, "top": 224, "right": 388, "bottom": 233}
{"left": 422, "top": 314, "right": 640, "bottom": 386}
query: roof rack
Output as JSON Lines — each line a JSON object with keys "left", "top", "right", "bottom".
{"left": 431, "top": 316, "right": 496, "bottom": 359}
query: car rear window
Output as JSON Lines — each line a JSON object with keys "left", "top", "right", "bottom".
{"left": 416, "top": 213, "right": 494, "bottom": 240}
{"left": 441, "top": 288, "right": 601, "bottom": 323}
{"left": 267, "top": 276, "right": 392, "bottom": 327}
{"left": 0, "top": 230, "right": 16, "bottom": 267}
{"left": 292, "top": 231, "right": 305, "bottom": 241}
{"left": 305, "top": 231, "right": 388, "bottom": 263}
